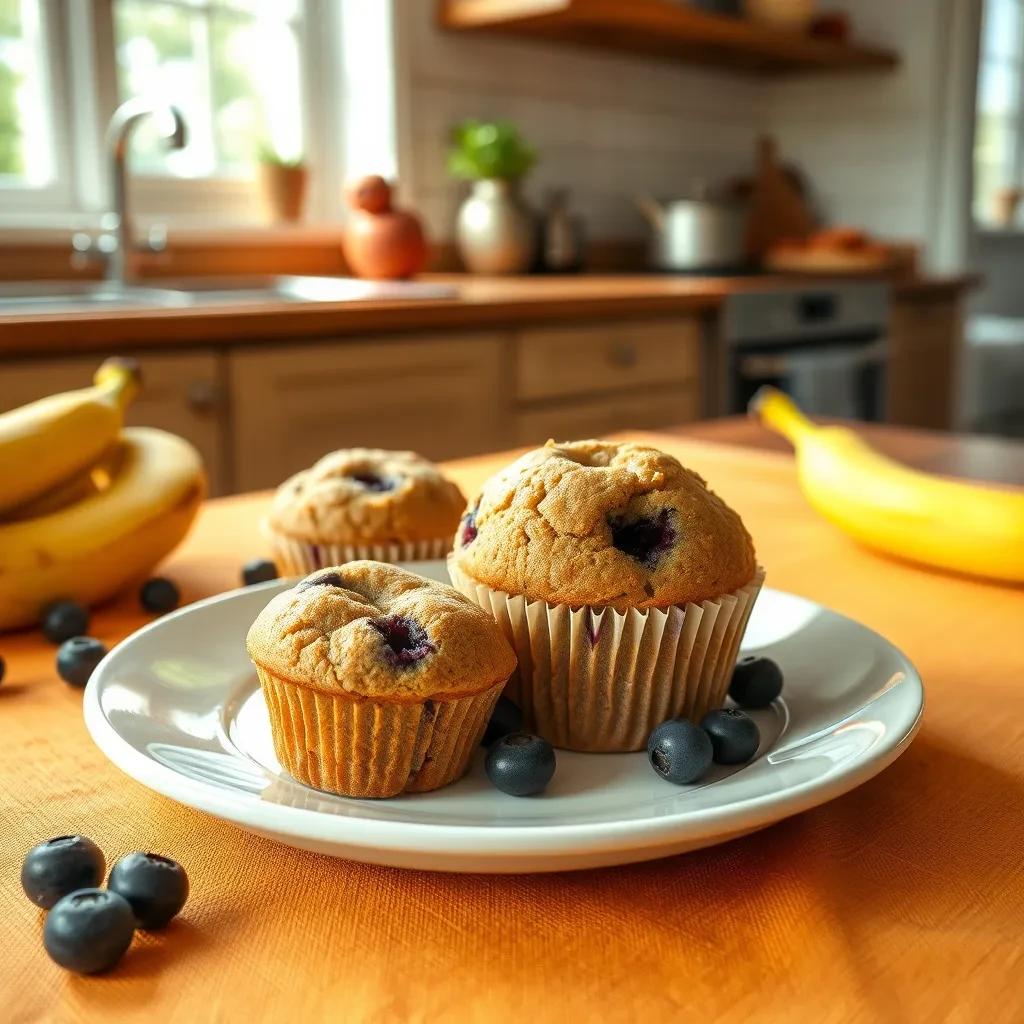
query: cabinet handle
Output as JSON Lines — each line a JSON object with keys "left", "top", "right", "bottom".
{"left": 608, "top": 341, "right": 637, "bottom": 368}
{"left": 187, "top": 380, "right": 219, "bottom": 413}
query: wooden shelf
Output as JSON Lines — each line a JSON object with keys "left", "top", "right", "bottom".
{"left": 437, "top": 0, "right": 899, "bottom": 75}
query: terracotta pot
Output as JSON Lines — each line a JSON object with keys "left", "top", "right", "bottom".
{"left": 260, "top": 162, "right": 308, "bottom": 223}
{"left": 993, "top": 186, "right": 1023, "bottom": 227}
{"left": 341, "top": 175, "right": 428, "bottom": 279}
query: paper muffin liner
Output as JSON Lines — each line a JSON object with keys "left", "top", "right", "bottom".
{"left": 263, "top": 520, "right": 452, "bottom": 577}
{"left": 255, "top": 666, "right": 501, "bottom": 798}
{"left": 447, "top": 561, "right": 765, "bottom": 753}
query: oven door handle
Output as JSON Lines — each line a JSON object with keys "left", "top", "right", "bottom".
{"left": 738, "top": 339, "right": 888, "bottom": 379}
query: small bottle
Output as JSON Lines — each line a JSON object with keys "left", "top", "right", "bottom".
{"left": 540, "top": 189, "right": 585, "bottom": 273}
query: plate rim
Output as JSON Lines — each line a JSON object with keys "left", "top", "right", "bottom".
{"left": 83, "top": 578, "right": 924, "bottom": 858}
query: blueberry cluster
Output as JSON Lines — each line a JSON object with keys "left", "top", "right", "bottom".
{"left": 21, "top": 835, "right": 188, "bottom": 975}
{"left": 646, "top": 656, "right": 784, "bottom": 786}
{"left": 38, "top": 578, "right": 189, "bottom": 692}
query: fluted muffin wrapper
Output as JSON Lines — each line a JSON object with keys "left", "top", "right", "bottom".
{"left": 255, "top": 665, "right": 502, "bottom": 798}
{"left": 263, "top": 520, "right": 452, "bottom": 577}
{"left": 447, "top": 561, "right": 765, "bottom": 753}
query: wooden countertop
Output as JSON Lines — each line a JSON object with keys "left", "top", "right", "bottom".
{"left": 3, "top": 422, "right": 1022, "bottom": 1021}
{"left": 670, "top": 416, "right": 1024, "bottom": 486}
{"left": 0, "top": 271, "right": 978, "bottom": 358}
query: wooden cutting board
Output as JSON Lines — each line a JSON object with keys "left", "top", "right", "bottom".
{"left": 744, "top": 135, "right": 816, "bottom": 258}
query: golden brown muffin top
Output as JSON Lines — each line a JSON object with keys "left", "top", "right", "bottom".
{"left": 450, "top": 439, "right": 756, "bottom": 609}
{"left": 268, "top": 448, "right": 465, "bottom": 545}
{"left": 246, "top": 561, "right": 517, "bottom": 701}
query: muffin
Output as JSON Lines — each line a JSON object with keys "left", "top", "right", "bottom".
{"left": 265, "top": 448, "right": 466, "bottom": 576}
{"left": 448, "top": 439, "right": 763, "bottom": 752}
{"left": 247, "top": 561, "right": 516, "bottom": 798}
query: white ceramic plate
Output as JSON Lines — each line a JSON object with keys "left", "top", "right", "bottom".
{"left": 84, "top": 561, "right": 923, "bottom": 873}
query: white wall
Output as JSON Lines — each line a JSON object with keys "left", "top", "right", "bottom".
{"left": 395, "top": 2, "right": 767, "bottom": 243}
{"left": 764, "top": 0, "right": 978, "bottom": 270}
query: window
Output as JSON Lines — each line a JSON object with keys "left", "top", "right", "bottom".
{"left": 113, "top": 0, "right": 304, "bottom": 179}
{"left": 0, "top": 0, "right": 54, "bottom": 185}
{"left": 0, "top": 0, "right": 394, "bottom": 227}
{"left": 974, "top": 0, "right": 1024, "bottom": 226}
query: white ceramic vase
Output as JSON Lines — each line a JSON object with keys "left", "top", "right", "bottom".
{"left": 455, "top": 178, "right": 536, "bottom": 275}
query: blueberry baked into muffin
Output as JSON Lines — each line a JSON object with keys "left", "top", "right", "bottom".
{"left": 448, "top": 439, "right": 763, "bottom": 752}
{"left": 247, "top": 561, "right": 516, "bottom": 798}
{"left": 265, "top": 448, "right": 466, "bottom": 575}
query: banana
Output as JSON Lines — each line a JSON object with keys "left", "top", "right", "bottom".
{"left": 751, "top": 387, "right": 1024, "bottom": 584}
{"left": 0, "top": 427, "right": 206, "bottom": 631}
{"left": 0, "top": 358, "right": 141, "bottom": 516}
{"left": 2, "top": 443, "right": 125, "bottom": 520}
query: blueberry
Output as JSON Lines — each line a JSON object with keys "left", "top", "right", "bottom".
{"left": 349, "top": 472, "right": 395, "bottom": 492}
{"left": 41, "top": 601, "right": 89, "bottom": 645}
{"left": 139, "top": 577, "right": 180, "bottom": 614}
{"left": 368, "top": 615, "right": 435, "bottom": 666}
{"left": 609, "top": 509, "right": 676, "bottom": 568}
{"left": 108, "top": 852, "right": 188, "bottom": 930}
{"left": 701, "top": 707, "right": 760, "bottom": 765}
{"left": 481, "top": 695, "right": 524, "bottom": 747}
{"left": 242, "top": 558, "right": 278, "bottom": 586}
{"left": 729, "top": 656, "right": 784, "bottom": 709}
{"left": 21, "top": 835, "right": 106, "bottom": 909}
{"left": 295, "top": 568, "right": 345, "bottom": 591}
{"left": 56, "top": 636, "right": 108, "bottom": 688}
{"left": 459, "top": 509, "right": 478, "bottom": 547}
{"left": 43, "top": 888, "right": 135, "bottom": 974}
{"left": 647, "top": 718, "right": 713, "bottom": 784}
{"left": 485, "top": 733, "right": 555, "bottom": 796}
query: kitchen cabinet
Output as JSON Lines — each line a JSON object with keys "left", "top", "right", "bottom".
{"left": 515, "top": 319, "right": 701, "bottom": 401}
{"left": 229, "top": 334, "right": 509, "bottom": 491}
{"left": 0, "top": 352, "right": 230, "bottom": 496}
{"left": 515, "top": 386, "right": 699, "bottom": 446}
{"left": 513, "top": 316, "right": 702, "bottom": 443}
{"left": 888, "top": 295, "right": 963, "bottom": 430}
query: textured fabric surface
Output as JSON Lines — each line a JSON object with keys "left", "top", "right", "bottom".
{"left": 2, "top": 435, "right": 1023, "bottom": 1023}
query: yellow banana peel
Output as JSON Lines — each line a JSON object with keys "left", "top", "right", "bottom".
{"left": 0, "top": 357, "right": 141, "bottom": 516}
{"left": 0, "top": 426, "right": 205, "bottom": 631}
{"left": 751, "top": 387, "right": 1024, "bottom": 584}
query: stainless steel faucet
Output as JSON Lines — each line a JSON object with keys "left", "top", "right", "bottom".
{"left": 73, "top": 99, "right": 188, "bottom": 287}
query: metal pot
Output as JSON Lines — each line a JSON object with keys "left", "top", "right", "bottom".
{"left": 634, "top": 193, "right": 747, "bottom": 272}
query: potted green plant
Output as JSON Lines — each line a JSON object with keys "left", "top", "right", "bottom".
{"left": 258, "top": 145, "right": 308, "bottom": 223}
{"left": 448, "top": 120, "right": 537, "bottom": 274}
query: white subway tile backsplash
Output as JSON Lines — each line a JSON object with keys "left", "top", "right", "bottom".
{"left": 400, "top": 3, "right": 761, "bottom": 241}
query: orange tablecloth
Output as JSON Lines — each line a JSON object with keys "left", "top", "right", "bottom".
{"left": 2, "top": 435, "right": 1023, "bottom": 1023}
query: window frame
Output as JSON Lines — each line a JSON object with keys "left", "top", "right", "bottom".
{"left": 0, "top": 0, "right": 353, "bottom": 228}
{"left": 0, "top": 0, "right": 76, "bottom": 212}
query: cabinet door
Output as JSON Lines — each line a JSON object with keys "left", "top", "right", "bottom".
{"left": 514, "top": 385, "right": 699, "bottom": 446}
{"left": 515, "top": 318, "right": 701, "bottom": 402}
{"left": 887, "top": 297, "right": 961, "bottom": 430}
{"left": 229, "top": 334, "right": 508, "bottom": 492}
{"left": 0, "top": 352, "right": 229, "bottom": 495}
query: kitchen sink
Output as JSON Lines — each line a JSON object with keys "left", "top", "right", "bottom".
{"left": 0, "top": 276, "right": 457, "bottom": 314}
{"left": 0, "top": 281, "right": 195, "bottom": 312}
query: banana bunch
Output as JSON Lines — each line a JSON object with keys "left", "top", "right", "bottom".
{"left": 0, "top": 360, "right": 206, "bottom": 631}
{"left": 752, "top": 387, "right": 1024, "bottom": 584}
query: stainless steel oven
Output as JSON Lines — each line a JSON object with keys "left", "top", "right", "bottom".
{"left": 721, "top": 282, "right": 890, "bottom": 420}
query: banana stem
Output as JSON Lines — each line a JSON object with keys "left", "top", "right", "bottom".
{"left": 93, "top": 357, "right": 141, "bottom": 409}
{"left": 748, "top": 386, "right": 816, "bottom": 449}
